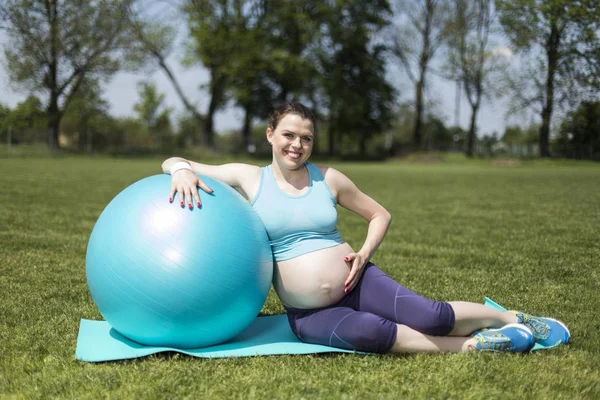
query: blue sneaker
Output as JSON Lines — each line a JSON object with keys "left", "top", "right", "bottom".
{"left": 472, "top": 324, "right": 535, "bottom": 352}
{"left": 511, "top": 311, "right": 571, "bottom": 347}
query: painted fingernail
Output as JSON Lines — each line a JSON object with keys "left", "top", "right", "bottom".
{"left": 344, "top": 257, "right": 349, "bottom": 261}
{"left": 189, "top": 204, "right": 193, "bottom": 209}
{"left": 344, "top": 289, "right": 349, "bottom": 294}
{"left": 169, "top": 197, "right": 173, "bottom": 203}
{"left": 197, "top": 202, "right": 201, "bottom": 207}
{"left": 180, "top": 202, "right": 184, "bottom": 207}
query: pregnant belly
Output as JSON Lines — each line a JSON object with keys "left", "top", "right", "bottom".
{"left": 273, "top": 243, "right": 354, "bottom": 309}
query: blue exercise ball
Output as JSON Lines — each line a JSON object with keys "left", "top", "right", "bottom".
{"left": 86, "top": 174, "right": 273, "bottom": 348}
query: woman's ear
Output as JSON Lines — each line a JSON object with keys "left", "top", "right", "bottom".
{"left": 266, "top": 128, "right": 273, "bottom": 145}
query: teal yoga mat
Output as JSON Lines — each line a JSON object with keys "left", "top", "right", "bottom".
{"left": 75, "top": 298, "right": 554, "bottom": 362}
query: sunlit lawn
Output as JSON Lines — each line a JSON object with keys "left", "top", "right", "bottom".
{"left": 1, "top": 154, "right": 599, "bottom": 399}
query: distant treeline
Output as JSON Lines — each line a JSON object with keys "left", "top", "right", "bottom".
{"left": 0, "top": 1, "right": 598, "bottom": 159}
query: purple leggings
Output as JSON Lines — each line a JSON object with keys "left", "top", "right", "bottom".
{"left": 285, "top": 263, "right": 455, "bottom": 353}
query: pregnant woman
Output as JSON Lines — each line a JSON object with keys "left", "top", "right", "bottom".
{"left": 161, "top": 102, "right": 570, "bottom": 354}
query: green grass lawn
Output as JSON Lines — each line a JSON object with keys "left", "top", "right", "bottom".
{"left": 1, "top": 155, "right": 599, "bottom": 399}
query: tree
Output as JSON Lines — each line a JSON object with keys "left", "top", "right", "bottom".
{"left": 133, "top": 81, "right": 172, "bottom": 149}
{"left": 0, "top": 103, "right": 12, "bottom": 147}
{"left": 0, "top": 96, "right": 47, "bottom": 143}
{"left": 126, "top": 2, "right": 206, "bottom": 146}
{"left": 184, "top": 0, "right": 244, "bottom": 148}
{"left": 319, "top": 0, "right": 395, "bottom": 156}
{"left": 501, "top": 123, "right": 539, "bottom": 156}
{"left": 259, "top": 1, "right": 321, "bottom": 103}
{"left": 0, "top": 0, "right": 133, "bottom": 150}
{"left": 556, "top": 101, "right": 600, "bottom": 160}
{"left": 61, "top": 79, "right": 111, "bottom": 152}
{"left": 393, "top": 0, "right": 449, "bottom": 150}
{"left": 446, "top": 0, "right": 504, "bottom": 157}
{"left": 496, "top": 0, "right": 600, "bottom": 157}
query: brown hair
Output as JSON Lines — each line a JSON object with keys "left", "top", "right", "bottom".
{"left": 267, "top": 102, "right": 317, "bottom": 133}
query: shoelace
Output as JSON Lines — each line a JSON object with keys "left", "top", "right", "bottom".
{"left": 474, "top": 332, "right": 511, "bottom": 351}
{"left": 520, "top": 314, "right": 549, "bottom": 340}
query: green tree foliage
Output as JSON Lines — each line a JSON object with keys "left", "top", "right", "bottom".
{"left": 0, "top": 96, "right": 47, "bottom": 144}
{"left": 389, "top": 102, "right": 457, "bottom": 153}
{"left": 0, "top": 103, "right": 12, "bottom": 148}
{"left": 0, "top": 0, "right": 134, "bottom": 150}
{"left": 184, "top": 0, "right": 243, "bottom": 148}
{"left": 0, "top": 104, "right": 10, "bottom": 131}
{"left": 501, "top": 123, "right": 539, "bottom": 156}
{"left": 496, "top": 0, "right": 600, "bottom": 158}
{"left": 183, "top": 0, "right": 320, "bottom": 151}
{"left": 236, "top": 1, "right": 321, "bottom": 150}
{"left": 61, "top": 79, "right": 111, "bottom": 152}
{"left": 133, "top": 81, "right": 172, "bottom": 149}
{"left": 259, "top": 1, "right": 321, "bottom": 103}
{"left": 319, "top": 0, "right": 395, "bottom": 156}
{"left": 555, "top": 101, "right": 600, "bottom": 160}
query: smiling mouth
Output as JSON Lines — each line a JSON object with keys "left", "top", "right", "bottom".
{"left": 285, "top": 150, "right": 301, "bottom": 159}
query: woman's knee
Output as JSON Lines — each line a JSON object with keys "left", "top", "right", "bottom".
{"left": 414, "top": 301, "right": 456, "bottom": 336}
{"left": 338, "top": 314, "right": 397, "bottom": 354}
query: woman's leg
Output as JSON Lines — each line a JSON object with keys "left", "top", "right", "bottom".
{"left": 448, "top": 301, "right": 517, "bottom": 336}
{"left": 287, "top": 305, "right": 530, "bottom": 354}
{"left": 286, "top": 306, "right": 398, "bottom": 354}
{"left": 356, "top": 264, "right": 517, "bottom": 336}
{"left": 391, "top": 324, "right": 476, "bottom": 353}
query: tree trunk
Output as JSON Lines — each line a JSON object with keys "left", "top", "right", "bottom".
{"left": 241, "top": 106, "right": 252, "bottom": 152}
{"left": 48, "top": 0, "right": 60, "bottom": 151}
{"left": 539, "top": 22, "right": 560, "bottom": 158}
{"left": 47, "top": 98, "right": 61, "bottom": 150}
{"left": 204, "top": 104, "right": 215, "bottom": 149}
{"left": 204, "top": 88, "right": 218, "bottom": 149}
{"left": 466, "top": 103, "right": 479, "bottom": 158}
{"left": 414, "top": 2, "right": 432, "bottom": 152}
{"left": 414, "top": 79, "right": 424, "bottom": 150}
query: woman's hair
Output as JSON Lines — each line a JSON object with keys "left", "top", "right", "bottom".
{"left": 267, "top": 102, "right": 317, "bottom": 133}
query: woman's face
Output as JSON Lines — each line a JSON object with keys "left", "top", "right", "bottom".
{"left": 267, "top": 113, "right": 314, "bottom": 170}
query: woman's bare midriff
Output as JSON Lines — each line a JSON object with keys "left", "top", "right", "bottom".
{"left": 273, "top": 242, "right": 355, "bottom": 309}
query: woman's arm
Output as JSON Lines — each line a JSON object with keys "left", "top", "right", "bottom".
{"left": 161, "top": 157, "right": 261, "bottom": 208}
{"left": 323, "top": 167, "right": 392, "bottom": 291}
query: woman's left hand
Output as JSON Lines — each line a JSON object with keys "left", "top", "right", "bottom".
{"left": 343, "top": 252, "right": 368, "bottom": 293}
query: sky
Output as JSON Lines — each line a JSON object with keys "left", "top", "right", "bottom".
{"left": 0, "top": 29, "right": 518, "bottom": 137}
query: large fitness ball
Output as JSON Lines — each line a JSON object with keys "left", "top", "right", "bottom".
{"left": 85, "top": 174, "right": 273, "bottom": 348}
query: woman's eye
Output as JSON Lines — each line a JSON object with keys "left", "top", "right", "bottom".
{"left": 302, "top": 137, "right": 312, "bottom": 142}
{"left": 284, "top": 133, "right": 293, "bottom": 138}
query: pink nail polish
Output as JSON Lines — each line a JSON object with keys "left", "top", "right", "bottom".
{"left": 197, "top": 202, "right": 201, "bottom": 207}
{"left": 169, "top": 197, "right": 173, "bottom": 203}
{"left": 344, "top": 288, "right": 349, "bottom": 294}
{"left": 180, "top": 202, "right": 184, "bottom": 207}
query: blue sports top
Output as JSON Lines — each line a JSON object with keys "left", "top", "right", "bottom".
{"left": 251, "top": 162, "right": 344, "bottom": 261}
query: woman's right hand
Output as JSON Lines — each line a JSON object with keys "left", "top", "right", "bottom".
{"left": 169, "top": 170, "right": 214, "bottom": 209}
